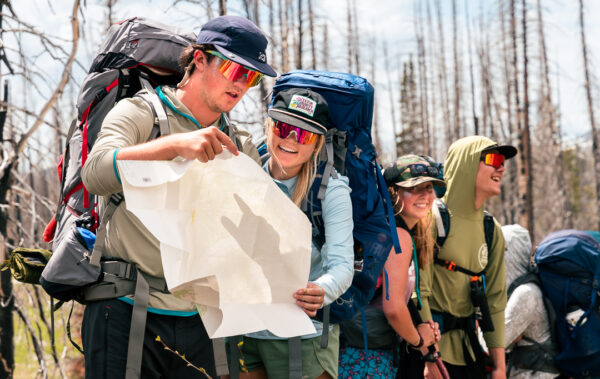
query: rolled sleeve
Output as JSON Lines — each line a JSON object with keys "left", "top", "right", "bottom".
{"left": 311, "top": 176, "right": 354, "bottom": 305}
{"left": 81, "top": 97, "right": 154, "bottom": 196}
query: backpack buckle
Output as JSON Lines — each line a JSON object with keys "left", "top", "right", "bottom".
{"left": 354, "top": 259, "right": 364, "bottom": 272}
{"left": 446, "top": 261, "right": 457, "bottom": 271}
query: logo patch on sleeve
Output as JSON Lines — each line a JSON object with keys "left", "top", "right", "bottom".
{"left": 288, "top": 95, "right": 316, "bottom": 117}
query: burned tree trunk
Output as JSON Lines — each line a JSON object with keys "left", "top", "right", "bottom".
{"left": 322, "top": 22, "right": 329, "bottom": 70}
{"left": 465, "top": 1, "right": 478, "bottom": 135}
{"left": 579, "top": 0, "right": 600, "bottom": 229}
{"left": 308, "top": 0, "right": 316, "bottom": 69}
{"left": 297, "top": 0, "right": 302, "bottom": 69}
{"left": 452, "top": 0, "right": 461, "bottom": 140}
{"left": 519, "top": 0, "right": 534, "bottom": 241}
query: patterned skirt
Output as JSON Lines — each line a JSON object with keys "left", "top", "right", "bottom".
{"left": 338, "top": 346, "right": 397, "bottom": 379}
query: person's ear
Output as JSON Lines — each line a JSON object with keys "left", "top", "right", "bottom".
{"left": 193, "top": 50, "right": 208, "bottom": 73}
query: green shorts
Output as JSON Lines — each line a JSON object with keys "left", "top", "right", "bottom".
{"left": 230, "top": 325, "right": 340, "bottom": 379}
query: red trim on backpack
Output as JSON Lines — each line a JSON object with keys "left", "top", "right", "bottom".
{"left": 63, "top": 181, "right": 83, "bottom": 204}
{"left": 105, "top": 78, "right": 119, "bottom": 93}
{"left": 57, "top": 153, "right": 64, "bottom": 182}
{"left": 91, "top": 205, "right": 99, "bottom": 232}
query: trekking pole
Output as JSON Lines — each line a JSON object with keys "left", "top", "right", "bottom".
{"left": 428, "top": 345, "right": 450, "bottom": 379}
{"left": 408, "top": 300, "right": 450, "bottom": 379}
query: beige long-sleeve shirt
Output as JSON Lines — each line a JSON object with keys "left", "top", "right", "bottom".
{"left": 82, "top": 86, "right": 259, "bottom": 311}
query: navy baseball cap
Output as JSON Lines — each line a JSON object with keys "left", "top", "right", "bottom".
{"left": 196, "top": 15, "right": 277, "bottom": 77}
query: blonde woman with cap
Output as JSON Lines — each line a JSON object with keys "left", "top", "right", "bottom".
{"left": 338, "top": 155, "right": 444, "bottom": 378}
{"left": 230, "top": 88, "right": 354, "bottom": 379}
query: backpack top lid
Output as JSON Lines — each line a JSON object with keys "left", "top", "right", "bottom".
{"left": 89, "top": 17, "right": 196, "bottom": 75}
{"left": 534, "top": 229, "right": 600, "bottom": 277}
{"left": 270, "top": 70, "right": 374, "bottom": 135}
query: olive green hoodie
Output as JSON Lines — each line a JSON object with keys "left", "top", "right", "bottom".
{"left": 419, "top": 136, "right": 507, "bottom": 365}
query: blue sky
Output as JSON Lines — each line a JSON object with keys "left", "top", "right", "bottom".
{"left": 9, "top": 0, "right": 600, "bottom": 161}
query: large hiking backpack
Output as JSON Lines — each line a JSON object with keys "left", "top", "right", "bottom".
{"left": 239, "top": 70, "right": 400, "bottom": 379}
{"left": 40, "top": 17, "right": 195, "bottom": 302}
{"left": 38, "top": 17, "right": 195, "bottom": 379}
{"left": 270, "top": 70, "right": 401, "bottom": 324}
{"left": 534, "top": 229, "right": 600, "bottom": 378}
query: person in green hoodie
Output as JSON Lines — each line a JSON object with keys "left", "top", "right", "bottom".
{"left": 418, "top": 136, "right": 517, "bottom": 379}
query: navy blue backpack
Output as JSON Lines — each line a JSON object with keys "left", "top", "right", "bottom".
{"left": 269, "top": 70, "right": 401, "bottom": 325}
{"left": 534, "top": 229, "right": 600, "bottom": 378}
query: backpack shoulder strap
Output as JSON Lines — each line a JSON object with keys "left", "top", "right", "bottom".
{"left": 317, "top": 131, "right": 336, "bottom": 200}
{"left": 483, "top": 211, "right": 495, "bottom": 253}
{"left": 137, "top": 76, "right": 170, "bottom": 137}
{"left": 90, "top": 87, "right": 168, "bottom": 267}
{"left": 433, "top": 199, "right": 450, "bottom": 247}
{"left": 507, "top": 271, "right": 540, "bottom": 298}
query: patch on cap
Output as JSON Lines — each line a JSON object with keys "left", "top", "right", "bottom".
{"left": 258, "top": 52, "right": 266, "bottom": 63}
{"left": 288, "top": 94, "right": 316, "bottom": 117}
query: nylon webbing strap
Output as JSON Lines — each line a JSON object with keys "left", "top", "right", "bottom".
{"left": 288, "top": 337, "right": 302, "bottom": 379}
{"left": 320, "top": 305, "right": 330, "bottom": 348}
{"left": 66, "top": 301, "right": 83, "bottom": 354}
{"left": 139, "top": 76, "right": 170, "bottom": 137}
{"left": 433, "top": 256, "right": 483, "bottom": 277}
{"left": 228, "top": 335, "right": 242, "bottom": 379}
{"left": 125, "top": 267, "right": 149, "bottom": 379}
{"left": 89, "top": 193, "right": 123, "bottom": 267}
{"left": 376, "top": 163, "right": 401, "bottom": 254}
{"left": 318, "top": 135, "right": 335, "bottom": 200}
{"left": 212, "top": 338, "right": 229, "bottom": 376}
{"left": 83, "top": 262, "right": 168, "bottom": 302}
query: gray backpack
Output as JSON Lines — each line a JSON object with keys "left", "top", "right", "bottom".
{"left": 39, "top": 17, "right": 195, "bottom": 379}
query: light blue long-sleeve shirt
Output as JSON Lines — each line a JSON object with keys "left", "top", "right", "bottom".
{"left": 247, "top": 160, "right": 354, "bottom": 339}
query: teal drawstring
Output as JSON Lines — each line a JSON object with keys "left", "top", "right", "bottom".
{"left": 155, "top": 86, "right": 225, "bottom": 131}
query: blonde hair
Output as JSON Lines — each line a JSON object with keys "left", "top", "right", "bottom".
{"left": 266, "top": 118, "right": 325, "bottom": 207}
{"left": 388, "top": 186, "right": 435, "bottom": 268}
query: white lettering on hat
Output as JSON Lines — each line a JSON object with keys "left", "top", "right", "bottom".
{"left": 289, "top": 94, "right": 316, "bottom": 117}
{"left": 258, "top": 52, "right": 266, "bottom": 63}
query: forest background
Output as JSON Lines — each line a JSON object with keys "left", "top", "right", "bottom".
{"left": 1, "top": 0, "right": 600, "bottom": 377}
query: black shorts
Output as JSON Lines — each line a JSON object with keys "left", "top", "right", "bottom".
{"left": 82, "top": 298, "right": 215, "bottom": 379}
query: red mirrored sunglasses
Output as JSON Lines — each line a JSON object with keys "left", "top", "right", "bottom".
{"left": 481, "top": 152, "right": 505, "bottom": 169}
{"left": 206, "top": 50, "right": 263, "bottom": 88}
{"left": 273, "top": 120, "right": 319, "bottom": 144}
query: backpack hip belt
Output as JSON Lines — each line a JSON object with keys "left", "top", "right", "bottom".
{"left": 432, "top": 310, "right": 488, "bottom": 378}
{"left": 82, "top": 260, "right": 169, "bottom": 302}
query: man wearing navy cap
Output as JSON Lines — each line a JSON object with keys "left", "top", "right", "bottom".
{"left": 81, "top": 16, "right": 276, "bottom": 379}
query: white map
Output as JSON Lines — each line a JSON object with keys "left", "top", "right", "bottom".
{"left": 117, "top": 152, "right": 316, "bottom": 338}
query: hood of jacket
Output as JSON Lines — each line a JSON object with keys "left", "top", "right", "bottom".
{"left": 442, "top": 135, "right": 499, "bottom": 218}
